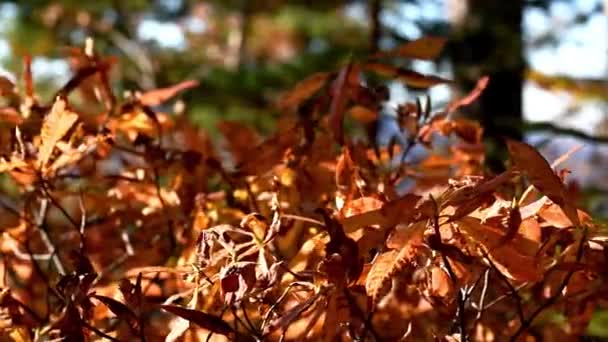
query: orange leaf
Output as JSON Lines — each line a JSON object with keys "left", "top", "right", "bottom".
{"left": 364, "top": 63, "right": 450, "bottom": 88}
{"left": 457, "top": 216, "right": 541, "bottom": 282}
{"left": 218, "top": 120, "right": 261, "bottom": 165}
{"left": 0, "top": 107, "right": 23, "bottom": 125}
{"left": 161, "top": 305, "right": 234, "bottom": 337}
{"left": 38, "top": 99, "right": 79, "bottom": 169}
{"left": 348, "top": 105, "right": 377, "bottom": 123}
{"left": 278, "top": 72, "right": 330, "bottom": 110}
{"left": 506, "top": 139, "right": 580, "bottom": 227}
{"left": 139, "top": 80, "right": 199, "bottom": 106}
{"left": 236, "top": 123, "right": 300, "bottom": 176}
{"left": 365, "top": 222, "right": 425, "bottom": 304}
{"left": 341, "top": 194, "right": 422, "bottom": 234}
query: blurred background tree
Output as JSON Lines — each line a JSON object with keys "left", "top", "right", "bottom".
{"left": 0, "top": 0, "right": 607, "bottom": 217}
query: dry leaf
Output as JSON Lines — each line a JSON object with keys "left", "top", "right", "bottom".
{"left": 278, "top": 72, "right": 330, "bottom": 110}
{"left": 139, "top": 80, "right": 199, "bottom": 106}
{"left": 376, "top": 36, "right": 447, "bottom": 60}
{"left": 506, "top": 139, "right": 580, "bottom": 227}
{"left": 364, "top": 63, "right": 451, "bottom": 88}
{"left": 37, "top": 99, "right": 79, "bottom": 169}
{"left": 457, "top": 216, "right": 541, "bottom": 282}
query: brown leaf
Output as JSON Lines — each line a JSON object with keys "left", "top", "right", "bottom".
{"left": 92, "top": 295, "right": 139, "bottom": 332}
{"left": 38, "top": 99, "right": 79, "bottom": 169}
{"left": 160, "top": 305, "right": 234, "bottom": 337}
{"left": 376, "top": 36, "right": 447, "bottom": 60}
{"left": 341, "top": 194, "right": 422, "bottom": 234}
{"left": 365, "top": 222, "right": 426, "bottom": 304}
{"left": 348, "top": 105, "right": 378, "bottom": 123}
{"left": 139, "top": 80, "right": 199, "bottom": 106}
{"left": 218, "top": 120, "right": 261, "bottom": 165}
{"left": 506, "top": 139, "right": 580, "bottom": 227}
{"left": 237, "top": 123, "right": 300, "bottom": 176}
{"left": 538, "top": 202, "right": 591, "bottom": 229}
{"left": 0, "top": 107, "right": 22, "bottom": 125}
{"left": 0, "top": 76, "right": 15, "bottom": 96}
{"left": 278, "top": 72, "right": 330, "bottom": 110}
{"left": 365, "top": 250, "right": 398, "bottom": 304}
{"left": 329, "top": 64, "right": 354, "bottom": 145}
{"left": 364, "top": 63, "right": 451, "bottom": 88}
{"left": 457, "top": 216, "right": 541, "bottom": 281}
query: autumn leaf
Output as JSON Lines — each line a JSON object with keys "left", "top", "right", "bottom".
{"left": 457, "top": 216, "right": 541, "bottom": 282}
{"left": 278, "top": 72, "right": 330, "bottom": 110}
{"left": 160, "top": 305, "right": 234, "bottom": 337}
{"left": 138, "top": 80, "right": 199, "bottom": 106}
{"left": 236, "top": 122, "right": 301, "bottom": 176}
{"left": 218, "top": 120, "right": 262, "bottom": 165}
{"left": 341, "top": 194, "right": 423, "bottom": 234}
{"left": 37, "top": 99, "right": 79, "bottom": 169}
{"left": 364, "top": 63, "right": 451, "bottom": 88}
{"left": 365, "top": 222, "right": 426, "bottom": 304}
{"left": 375, "top": 36, "right": 447, "bottom": 60}
{"left": 92, "top": 295, "right": 140, "bottom": 333}
{"left": 328, "top": 63, "right": 354, "bottom": 145}
{"left": 506, "top": 139, "right": 580, "bottom": 227}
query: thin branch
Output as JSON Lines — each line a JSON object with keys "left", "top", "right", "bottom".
{"left": 430, "top": 196, "right": 467, "bottom": 342}
{"left": 475, "top": 269, "right": 490, "bottom": 321}
{"left": 81, "top": 319, "right": 121, "bottom": 342}
{"left": 524, "top": 121, "right": 608, "bottom": 144}
{"left": 509, "top": 228, "right": 588, "bottom": 341}
{"left": 35, "top": 198, "right": 66, "bottom": 275}
{"left": 484, "top": 253, "right": 525, "bottom": 324}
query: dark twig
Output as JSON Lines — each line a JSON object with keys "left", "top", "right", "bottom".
{"left": 81, "top": 319, "right": 121, "bottom": 342}
{"left": 520, "top": 121, "right": 608, "bottom": 144}
{"left": 484, "top": 252, "right": 525, "bottom": 324}
{"left": 430, "top": 196, "right": 467, "bottom": 342}
{"left": 343, "top": 288, "right": 381, "bottom": 341}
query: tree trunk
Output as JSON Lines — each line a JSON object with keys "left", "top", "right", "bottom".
{"left": 447, "top": 0, "right": 525, "bottom": 172}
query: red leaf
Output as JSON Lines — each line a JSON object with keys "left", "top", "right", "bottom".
{"left": 160, "top": 305, "right": 234, "bottom": 337}
{"left": 139, "top": 80, "right": 199, "bottom": 106}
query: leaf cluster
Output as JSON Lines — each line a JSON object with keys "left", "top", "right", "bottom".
{"left": 0, "top": 37, "right": 606, "bottom": 342}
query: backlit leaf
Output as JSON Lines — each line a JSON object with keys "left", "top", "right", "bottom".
{"left": 506, "top": 139, "right": 580, "bottom": 227}
{"left": 278, "top": 72, "right": 330, "bottom": 110}
{"left": 139, "top": 80, "right": 199, "bottom": 106}
{"left": 38, "top": 99, "right": 79, "bottom": 169}
{"left": 161, "top": 305, "right": 234, "bottom": 337}
{"left": 376, "top": 36, "right": 447, "bottom": 60}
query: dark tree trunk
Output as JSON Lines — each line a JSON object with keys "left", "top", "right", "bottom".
{"left": 369, "top": 0, "right": 382, "bottom": 53}
{"left": 448, "top": 0, "right": 525, "bottom": 172}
